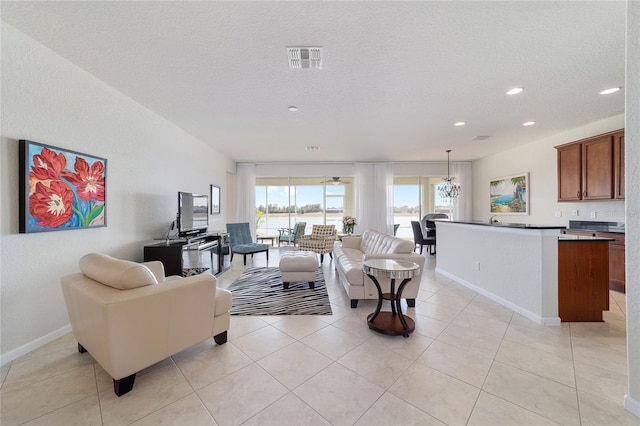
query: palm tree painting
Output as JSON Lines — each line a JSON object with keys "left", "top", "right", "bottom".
{"left": 490, "top": 173, "right": 529, "bottom": 214}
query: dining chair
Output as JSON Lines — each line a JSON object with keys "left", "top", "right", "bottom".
{"left": 422, "top": 213, "right": 449, "bottom": 238}
{"left": 411, "top": 220, "right": 436, "bottom": 255}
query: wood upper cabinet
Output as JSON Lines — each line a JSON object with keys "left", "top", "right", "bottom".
{"left": 556, "top": 129, "right": 623, "bottom": 202}
{"left": 582, "top": 135, "right": 614, "bottom": 200}
{"left": 557, "top": 143, "right": 582, "bottom": 201}
{"left": 614, "top": 131, "right": 625, "bottom": 199}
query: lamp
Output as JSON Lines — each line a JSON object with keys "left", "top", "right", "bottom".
{"left": 438, "top": 149, "right": 461, "bottom": 199}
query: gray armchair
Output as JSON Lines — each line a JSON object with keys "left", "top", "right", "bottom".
{"left": 278, "top": 222, "right": 306, "bottom": 246}
{"left": 226, "top": 222, "right": 269, "bottom": 265}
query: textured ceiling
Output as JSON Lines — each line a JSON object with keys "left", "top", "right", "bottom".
{"left": 1, "top": 1, "right": 626, "bottom": 162}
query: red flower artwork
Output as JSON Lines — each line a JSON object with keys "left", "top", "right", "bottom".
{"left": 29, "top": 181, "right": 74, "bottom": 228}
{"left": 61, "top": 157, "right": 105, "bottom": 201}
{"left": 21, "top": 140, "right": 107, "bottom": 232}
{"left": 28, "top": 147, "right": 68, "bottom": 195}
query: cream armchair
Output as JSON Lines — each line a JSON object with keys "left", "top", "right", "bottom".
{"left": 60, "top": 253, "right": 232, "bottom": 396}
{"left": 299, "top": 224, "right": 337, "bottom": 263}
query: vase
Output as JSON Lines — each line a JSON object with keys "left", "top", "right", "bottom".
{"left": 343, "top": 225, "right": 354, "bottom": 235}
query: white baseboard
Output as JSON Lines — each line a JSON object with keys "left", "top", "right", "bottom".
{"left": 625, "top": 395, "right": 640, "bottom": 418}
{"left": 0, "top": 324, "right": 72, "bottom": 366}
{"left": 435, "top": 268, "right": 561, "bottom": 326}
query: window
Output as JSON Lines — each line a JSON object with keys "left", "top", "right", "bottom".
{"left": 256, "top": 177, "right": 354, "bottom": 236}
{"left": 393, "top": 176, "right": 449, "bottom": 239}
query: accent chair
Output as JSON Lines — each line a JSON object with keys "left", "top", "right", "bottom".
{"left": 278, "top": 221, "right": 306, "bottom": 247}
{"left": 298, "top": 224, "right": 337, "bottom": 263}
{"left": 60, "top": 253, "right": 232, "bottom": 396}
{"left": 226, "top": 222, "right": 270, "bottom": 265}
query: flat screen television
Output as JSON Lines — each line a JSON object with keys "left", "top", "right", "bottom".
{"left": 178, "top": 192, "right": 209, "bottom": 237}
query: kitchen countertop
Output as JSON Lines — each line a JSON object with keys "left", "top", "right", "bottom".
{"left": 559, "top": 235, "right": 615, "bottom": 242}
{"left": 568, "top": 220, "right": 625, "bottom": 234}
{"left": 443, "top": 220, "right": 566, "bottom": 230}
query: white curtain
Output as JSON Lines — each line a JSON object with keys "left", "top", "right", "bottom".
{"left": 235, "top": 163, "right": 257, "bottom": 235}
{"left": 451, "top": 162, "right": 472, "bottom": 221}
{"left": 355, "top": 163, "right": 394, "bottom": 234}
{"left": 377, "top": 163, "right": 395, "bottom": 234}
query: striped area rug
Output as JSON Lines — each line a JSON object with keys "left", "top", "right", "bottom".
{"left": 227, "top": 267, "right": 332, "bottom": 315}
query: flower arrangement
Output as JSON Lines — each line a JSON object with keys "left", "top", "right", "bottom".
{"left": 342, "top": 215, "right": 357, "bottom": 234}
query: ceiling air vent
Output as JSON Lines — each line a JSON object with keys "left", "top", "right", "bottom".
{"left": 472, "top": 135, "right": 492, "bottom": 141}
{"left": 287, "top": 47, "right": 322, "bottom": 69}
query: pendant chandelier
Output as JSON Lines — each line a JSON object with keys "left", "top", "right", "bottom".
{"left": 438, "top": 149, "right": 461, "bottom": 199}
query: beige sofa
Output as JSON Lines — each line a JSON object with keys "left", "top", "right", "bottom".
{"left": 60, "top": 253, "right": 232, "bottom": 396}
{"left": 333, "top": 229, "right": 426, "bottom": 308}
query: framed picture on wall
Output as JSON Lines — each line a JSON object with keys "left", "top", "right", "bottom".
{"left": 489, "top": 172, "right": 529, "bottom": 215}
{"left": 19, "top": 140, "right": 107, "bottom": 233}
{"left": 210, "top": 185, "right": 220, "bottom": 214}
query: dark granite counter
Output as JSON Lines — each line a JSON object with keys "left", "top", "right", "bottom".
{"left": 559, "top": 235, "right": 615, "bottom": 242}
{"left": 444, "top": 220, "right": 566, "bottom": 230}
{"left": 568, "top": 220, "right": 625, "bottom": 234}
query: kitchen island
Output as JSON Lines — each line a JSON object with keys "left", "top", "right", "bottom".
{"left": 558, "top": 235, "right": 613, "bottom": 321}
{"left": 435, "top": 221, "right": 609, "bottom": 325}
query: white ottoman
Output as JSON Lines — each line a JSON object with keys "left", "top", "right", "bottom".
{"left": 279, "top": 251, "right": 319, "bottom": 289}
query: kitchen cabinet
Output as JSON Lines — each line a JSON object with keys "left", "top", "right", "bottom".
{"left": 614, "top": 131, "right": 625, "bottom": 199}
{"left": 556, "top": 143, "right": 582, "bottom": 201}
{"left": 562, "top": 229, "right": 625, "bottom": 293}
{"left": 607, "top": 233, "right": 626, "bottom": 291}
{"left": 558, "top": 238, "right": 610, "bottom": 322}
{"left": 555, "top": 129, "right": 624, "bottom": 201}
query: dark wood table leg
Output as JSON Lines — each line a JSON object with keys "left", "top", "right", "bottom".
{"left": 367, "top": 275, "right": 384, "bottom": 323}
{"left": 217, "top": 236, "right": 223, "bottom": 274}
{"left": 366, "top": 274, "right": 415, "bottom": 337}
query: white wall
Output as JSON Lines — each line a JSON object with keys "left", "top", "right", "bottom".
{"left": 624, "top": 0, "right": 640, "bottom": 417}
{"left": 473, "top": 114, "right": 625, "bottom": 225}
{"left": 0, "top": 24, "right": 235, "bottom": 361}
{"left": 436, "top": 222, "right": 561, "bottom": 325}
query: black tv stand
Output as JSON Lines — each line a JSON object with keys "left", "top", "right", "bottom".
{"left": 144, "top": 231, "right": 228, "bottom": 277}
{"left": 180, "top": 230, "right": 208, "bottom": 241}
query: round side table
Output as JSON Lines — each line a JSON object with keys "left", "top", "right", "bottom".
{"left": 362, "top": 259, "right": 420, "bottom": 337}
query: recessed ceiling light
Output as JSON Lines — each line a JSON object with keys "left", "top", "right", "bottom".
{"left": 288, "top": 106, "right": 298, "bottom": 112}
{"left": 454, "top": 121, "right": 466, "bottom": 127}
{"left": 506, "top": 87, "right": 524, "bottom": 95}
{"left": 305, "top": 146, "right": 319, "bottom": 151}
{"left": 599, "top": 87, "right": 621, "bottom": 95}
{"left": 522, "top": 121, "right": 536, "bottom": 126}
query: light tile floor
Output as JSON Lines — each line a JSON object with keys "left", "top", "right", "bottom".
{"left": 1, "top": 248, "right": 638, "bottom": 426}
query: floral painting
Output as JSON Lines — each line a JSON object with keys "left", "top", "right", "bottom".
{"left": 489, "top": 173, "right": 529, "bottom": 215}
{"left": 19, "top": 140, "right": 107, "bottom": 233}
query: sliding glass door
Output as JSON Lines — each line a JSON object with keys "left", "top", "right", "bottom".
{"left": 255, "top": 177, "right": 353, "bottom": 236}
{"left": 393, "top": 176, "right": 449, "bottom": 239}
